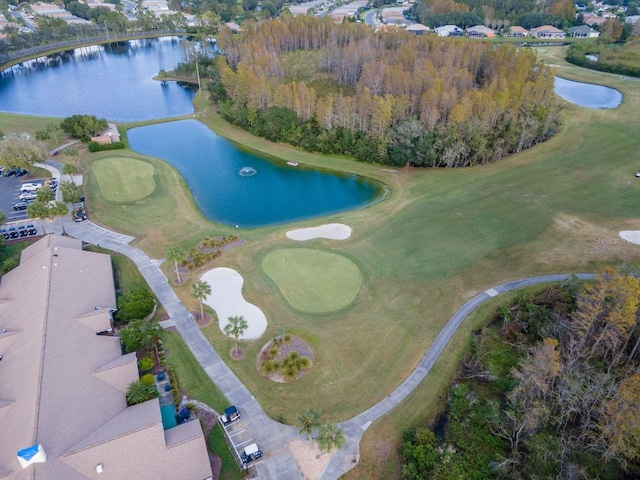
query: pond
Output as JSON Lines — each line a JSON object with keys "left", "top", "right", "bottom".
{"left": 554, "top": 76, "right": 622, "bottom": 109}
{"left": 0, "top": 37, "right": 198, "bottom": 121}
{"left": 128, "top": 120, "right": 384, "bottom": 228}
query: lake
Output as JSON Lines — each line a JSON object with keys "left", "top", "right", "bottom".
{"left": 554, "top": 76, "right": 622, "bottom": 109}
{"left": 128, "top": 120, "right": 383, "bottom": 228}
{"left": 0, "top": 37, "right": 197, "bottom": 121}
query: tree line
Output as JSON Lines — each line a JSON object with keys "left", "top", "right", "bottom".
{"left": 210, "top": 16, "right": 559, "bottom": 167}
{"left": 401, "top": 270, "right": 640, "bottom": 479}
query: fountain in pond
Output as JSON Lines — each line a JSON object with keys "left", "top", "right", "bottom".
{"left": 239, "top": 167, "right": 257, "bottom": 176}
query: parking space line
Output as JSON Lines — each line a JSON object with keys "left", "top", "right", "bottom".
{"left": 229, "top": 429, "right": 247, "bottom": 438}
{"left": 235, "top": 438, "right": 255, "bottom": 447}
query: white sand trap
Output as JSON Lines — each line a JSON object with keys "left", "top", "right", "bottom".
{"left": 286, "top": 223, "right": 352, "bottom": 241}
{"left": 620, "top": 231, "right": 640, "bottom": 244}
{"left": 200, "top": 267, "right": 267, "bottom": 340}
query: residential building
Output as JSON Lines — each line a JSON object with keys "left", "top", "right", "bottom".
{"left": 466, "top": 25, "right": 495, "bottom": 38}
{"left": 0, "top": 235, "right": 213, "bottom": 480}
{"left": 406, "top": 23, "right": 430, "bottom": 35}
{"left": 505, "top": 25, "right": 529, "bottom": 37}
{"left": 569, "top": 25, "right": 600, "bottom": 37}
{"left": 530, "top": 25, "right": 566, "bottom": 38}
{"left": 434, "top": 24, "right": 464, "bottom": 36}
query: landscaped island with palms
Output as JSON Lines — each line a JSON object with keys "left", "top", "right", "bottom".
{"left": 1, "top": 30, "right": 640, "bottom": 479}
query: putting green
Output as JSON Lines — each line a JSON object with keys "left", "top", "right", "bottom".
{"left": 262, "top": 248, "right": 362, "bottom": 313}
{"left": 92, "top": 157, "right": 156, "bottom": 203}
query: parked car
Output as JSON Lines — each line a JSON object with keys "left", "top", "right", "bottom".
{"left": 219, "top": 406, "right": 240, "bottom": 425}
{"left": 18, "top": 226, "right": 27, "bottom": 237}
{"left": 27, "top": 224, "right": 37, "bottom": 236}
{"left": 12, "top": 201, "right": 30, "bottom": 211}
{"left": 15, "top": 169, "right": 27, "bottom": 176}
{"left": 19, "top": 192, "right": 37, "bottom": 201}
{"left": 74, "top": 209, "right": 87, "bottom": 222}
{"left": 20, "top": 182, "right": 43, "bottom": 192}
{"left": 8, "top": 227, "right": 18, "bottom": 239}
{"left": 240, "top": 443, "right": 262, "bottom": 468}
{"left": 0, "top": 228, "right": 8, "bottom": 240}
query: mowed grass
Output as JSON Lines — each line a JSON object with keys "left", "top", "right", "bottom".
{"left": 92, "top": 157, "right": 156, "bottom": 203}
{"left": 161, "top": 331, "right": 229, "bottom": 413}
{"left": 208, "top": 426, "right": 244, "bottom": 480}
{"left": 262, "top": 248, "right": 362, "bottom": 313}
{"left": 54, "top": 45, "right": 640, "bottom": 479}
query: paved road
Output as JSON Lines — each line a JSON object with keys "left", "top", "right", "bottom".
{"left": 41, "top": 160, "right": 598, "bottom": 480}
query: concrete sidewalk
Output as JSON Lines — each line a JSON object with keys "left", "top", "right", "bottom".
{"left": 51, "top": 217, "right": 304, "bottom": 480}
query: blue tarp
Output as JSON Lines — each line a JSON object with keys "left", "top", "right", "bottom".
{"left": 17, "top": 445, "right": 40, "bottom": 461}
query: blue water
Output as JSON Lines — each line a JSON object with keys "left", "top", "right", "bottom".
{"left": 0, "top": 37, "right": 197, "bottom": 121}
{"left": 128, "top": 120, "right": 383, "bottom": 228}
{"left": 554, "top": 76, "right": 622, "bottom": 109}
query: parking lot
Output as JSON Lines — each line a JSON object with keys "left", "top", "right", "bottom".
{"left": 0, "top": 174, "right": 50, "bottom": 223}
{"left": 219, "top": 411, "right": 264, "bottom": 473}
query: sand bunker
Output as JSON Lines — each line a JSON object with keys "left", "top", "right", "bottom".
{"left": 200, "top": 267, "right": 267, "bottom": 340}
{"left": 286, "top": 223, "right": 352, "bottom": 241}
{"left": 620, "top": 231, "right": 640, "bottom": 245}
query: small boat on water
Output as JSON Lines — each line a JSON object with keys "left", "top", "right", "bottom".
{"left": 287, "top": 161, "right": 299, "bottom": 166}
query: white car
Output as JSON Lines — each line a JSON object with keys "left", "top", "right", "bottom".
{"left": 20, "top": 182, "right": 43, "bottom": 192}
{"left": 636, "top": 171, "right": 640, "bottom": 178}
{"left": 19, "top": 191, "right": 37, "bottom": 200}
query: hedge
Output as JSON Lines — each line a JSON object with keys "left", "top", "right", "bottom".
{"left": 88, "top": 141, "right": 126, "bottom": 152}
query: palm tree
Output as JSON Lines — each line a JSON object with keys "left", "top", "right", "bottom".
{"left": 126, "top": 380, "right": 158, "bottom": 406}
{"left": 223, "top": 315, "right": 248, "bottom": 355}
{"left": 165, "top": 245, "right": 185, "bottom": 283}
{"left": 61, "top": 181, "right": 82, "bottom": 204}
{"left": 317, "top": 423, "right": 345, "bottom": 453}
{"left": 297, "top": 408, "right": 321, "bottom": 441}
{"left": 191, "top": 279, "right": 212, "bottom": 320}
{"left": 49, "top": 201, "right": 68, "bottom": 235}
{"left": 27, "top": 201, "right": 49, "bottom": 233}
{"left": 61, "top": 163, "right": 79, "bottom": 177}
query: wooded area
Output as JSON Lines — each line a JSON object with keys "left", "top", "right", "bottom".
{"left": 401, "top": 270, "right": 640, "bottom": 479}
{"left": 212, "top": 16, "right": 559, "bottom": 167}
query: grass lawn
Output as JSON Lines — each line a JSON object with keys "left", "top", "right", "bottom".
{"left": 24, "top": 44, "right": 639, "bottom": 478}
{"left": 262, "top": 248, "right": 362, "bottom": 313}
{"left": 208, "top": 426, "right": 244, "bottom": 480}
{"left": 92, "top": 157, "right": 156, "bottom": 203}
{"left": 161, "top": 330, "right": 229, "bottom": 413}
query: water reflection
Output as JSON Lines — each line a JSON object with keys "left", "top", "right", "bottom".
{"left": 554, "top": 76, "right": 622, "bottom": 109}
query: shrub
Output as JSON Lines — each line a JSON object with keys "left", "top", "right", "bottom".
{"left": 140, "top": 373, "right": 155, "bottom": 386}
{"left": 138, "top": 356, "right": 154, "bottom": 372}
{"left": 2, "top": 257, "right": 19, "bottom": 274}
{"left": 284, "top": 333, "right": 292, "bottom": 343}
{"left": 116, "top": 288, "right": 155, "bottom": 322}
{"left": 88, "top": 141, "right": 125, "bottom": 152}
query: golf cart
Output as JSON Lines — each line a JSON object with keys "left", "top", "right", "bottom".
{"left": 218, "top": 406, "right": 240, "bottom": 425}
{"left": 240, "top": 443, "right": 262, "bottom": 468}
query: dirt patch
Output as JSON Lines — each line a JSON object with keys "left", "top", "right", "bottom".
{"left": 230, "top": 347, "right": 246, "bottom": 360}
{"left": 257, "top": 336, "right": 315, "bottom": 383}
{"left": 288, "top": 439, "right": 332, "bottom": 480}
{"left": 192, "top": 311, "right": 214, "bottom": 328}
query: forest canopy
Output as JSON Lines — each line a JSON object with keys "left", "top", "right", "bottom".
{"left": 212, "top": 16, "right": 559, "bottom": 167}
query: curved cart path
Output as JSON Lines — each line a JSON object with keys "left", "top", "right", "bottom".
{"left": 48, "top": 209, "right": 594, "bottom": 479}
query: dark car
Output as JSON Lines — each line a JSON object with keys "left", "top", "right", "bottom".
{"left": 12, "top": 201, "right": 30, "bottom": 211}
{"left": 8, "top": 227, "right": 18, "bottom": 239}
{"left": 0, "top": 228, "right": 8, "bottom": 240}
{"left": 27, "top": 224, "right": 37, "bottom": 236}
{"left": 14, "top": 168, "right": 27, "bottom": 176}
{"left": 18, "top": 226, "right": 27, "bottom": 237}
